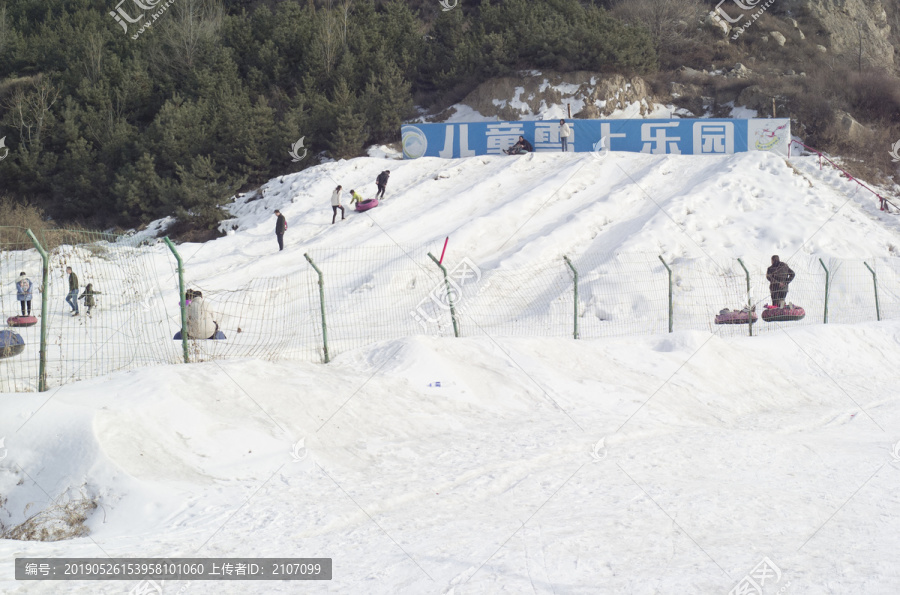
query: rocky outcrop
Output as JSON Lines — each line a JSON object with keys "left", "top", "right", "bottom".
{"left": 435, "top": 72, "right": 657, "bottom": 121}
{"left": 778, "top": 0, "right": 895, "bottom": 69}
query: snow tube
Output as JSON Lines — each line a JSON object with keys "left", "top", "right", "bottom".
{"left": 714, "top": 309, "right": 757, "bottom": 325}
{"left": 762, "top": 305, "right": 806, "bottom": 322}
{"left": 0, "top": 330, "right": 25, "bottom": 359}
{"left": 173, "top": 330, "right": 226, "bottom": 340}
{"left": 355, "top": 198, "right": 379, "bottom": 212}
{"left": 7, "top": 315, "right": 38, "bottom": 327}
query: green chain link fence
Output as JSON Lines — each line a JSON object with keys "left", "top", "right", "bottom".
{"left": 2, "top": 228, "right": 899, "bottom": 392}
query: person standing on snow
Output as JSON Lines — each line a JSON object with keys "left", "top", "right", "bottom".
{"left": 375, "top": 170, "right": 390, "bottom": 199}
{"left": 766, "top": 255, "right": 795, "bottom": 307}
{"left": 274, "top": 209, "right": 287, "bottom": 251}
{"left": 79, "top": 283, "right": 101, "bottom": 315}
{"left": 65, "top": 266, "right": 79, "bottom": 315}
{"left": 559, "top": 119, "right": 571, "bottom": 152}
{"left": 331, "top": 185, "right": 345, "bottom": 224}
{"left": 15, "top": 272, "right": 33, "bottom": 317}
{"left": 350, "top": 189, "right": 364, "bottom": 206}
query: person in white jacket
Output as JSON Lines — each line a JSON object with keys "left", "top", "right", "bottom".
{"left": 186, "top": 291, "right": 218, "bottom": 339}
{"left": 559, "top": 119, "right": 571, "bottom": 152}
{"left": 331, "top": 185, "right": 345, "bottom": 224}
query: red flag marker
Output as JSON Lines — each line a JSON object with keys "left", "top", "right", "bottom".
{"left": 439, "top": 237, "right": 449, "bottom": 264}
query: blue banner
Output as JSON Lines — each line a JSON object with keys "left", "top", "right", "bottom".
{"left": 402, "top": 119, "right": 791, "bottom": 159}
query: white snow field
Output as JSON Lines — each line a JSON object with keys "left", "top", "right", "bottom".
{"left": 3, "top": 146, "right": 900, "bottom": 594}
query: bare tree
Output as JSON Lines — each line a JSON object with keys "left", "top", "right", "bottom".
{"left": 152, "top": 0, "right": 224, "bottom": 76}
{"left": 318, "top": 0, "right": 352, "bottom": 76}
{"left": 2, "top": 77, "right": 60, "bottom": 151}
{"left": 81, "top": 31, "right": 105, "bottom": 86}
{"left": 611, "top": 0, "right": 705, "bottom": 52}
{"left": 0, "top": 6, "right": 9, "bottom": 58}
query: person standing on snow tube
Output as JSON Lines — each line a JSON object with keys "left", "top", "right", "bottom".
{"left": 186, "top": 290, "right": 219, "bottom": 339}
{"left": 15, "top": 272, "right": 33, "bottom": 317}
{"left": 375, "top": 170, "right": 390, "bottom": 199}
{"left": 766, "top": 255, "right": 795, "bottom": 307}
{"left": 504, "top": 136, "right": 533, "bottom": 155}
{"left": 331, "top": 185, "right": 345, "bottom": 224}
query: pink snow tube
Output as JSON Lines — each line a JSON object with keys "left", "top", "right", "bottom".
{"left": 355, "top": 198, "right": 379, "bottom": 212}
{"left": 761, "top": 305, "right": 806, "bottom": 322}
{"left": 714, "top": 309, "right": 757, "bottom": 325}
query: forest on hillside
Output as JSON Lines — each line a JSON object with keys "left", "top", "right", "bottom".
{"left": 0, "top": 0, "right": 657, "bottom": 230}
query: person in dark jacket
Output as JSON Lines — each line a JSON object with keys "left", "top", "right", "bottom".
{"left": 504, "top": 136, "right": 533, "bottom": 155}
{"left": 274, "top": 210, "right": 287, "bottom": 251}
{"left": 766, "top": 255, "right": 795, "bottom": 307}
{"left": 78, "top": 283, "right": 101, "bottom": 315}
{"left": 15, "top": 272, "right": 33, "bottom": 317}
{"left": 375, "top": 170, "right": 390, "bottom": 199}
{"left": 65, "top": 266, "right": 79, "bottom": 315}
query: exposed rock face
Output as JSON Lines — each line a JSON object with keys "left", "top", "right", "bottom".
{"left": 835, "top": 110, "right": 874, "bottom": 143}
{"left": 441, "top": 72, "right": 656, "bottom": 121}
{"left": 778, "top": 0, "right": 895, "bottom": 68}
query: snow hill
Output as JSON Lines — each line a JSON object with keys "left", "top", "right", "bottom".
{"left": 3, "top": 146, "right": 900, "bottom": 594}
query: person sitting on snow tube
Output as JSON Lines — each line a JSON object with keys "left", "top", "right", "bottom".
{"left": 504, "top": 136, "right": 533, "bottom": 155}
{"left": 0, "top": 330, "right": 25, "bottom": 359}
{"left": 766, "top": 255, "right": 795, "bottom": 308}
{"left": 15, "top": 272, "right": 33, "bottom": 317}
{"left": 186, "top": 290, "right": 219, "bottom": 339}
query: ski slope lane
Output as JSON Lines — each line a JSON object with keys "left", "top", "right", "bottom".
{"left": 2, "top": 322, "right": 900, "bottom": 593}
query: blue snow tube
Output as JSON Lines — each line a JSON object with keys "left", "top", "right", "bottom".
{"left": 0, "top": 330, "right": 25, "bottom": 359}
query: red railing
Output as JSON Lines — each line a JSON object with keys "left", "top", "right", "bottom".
{"left": 788, "top": 139, "right": 896, "bottom": 212}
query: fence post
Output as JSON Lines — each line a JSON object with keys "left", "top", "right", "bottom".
{"left": 304, "top": 253, "right": 330, "bottom": 362}
{"left": 737, "top": 258, "right": 753, "bottom": 336}
{"left": 659, "top": 256, "right": 673, "bottom": 333}
{"left": 26, "top": 229, "right": 49, "bottom": 391}
{"left": 819, "top": 258, "right": 829, "bottom": 324}
{"left": 427, "top": 252, "right": 460, "bottom": 338}
{"left": 563, "top": 256, "right": 579, "bottom": 339}
{"left": 163, "top": 237, "right": 190, "bottom": 364}
{"left": 864, "top": 261, "right": 881, "bottom": 322}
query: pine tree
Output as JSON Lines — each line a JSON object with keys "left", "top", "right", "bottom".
{"left": 326, "top": 79, "right": 367, "bottom": 160}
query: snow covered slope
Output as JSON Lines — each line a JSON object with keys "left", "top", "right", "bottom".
{"left": 3, "top": 147, "right": 900, "bottom": 594}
